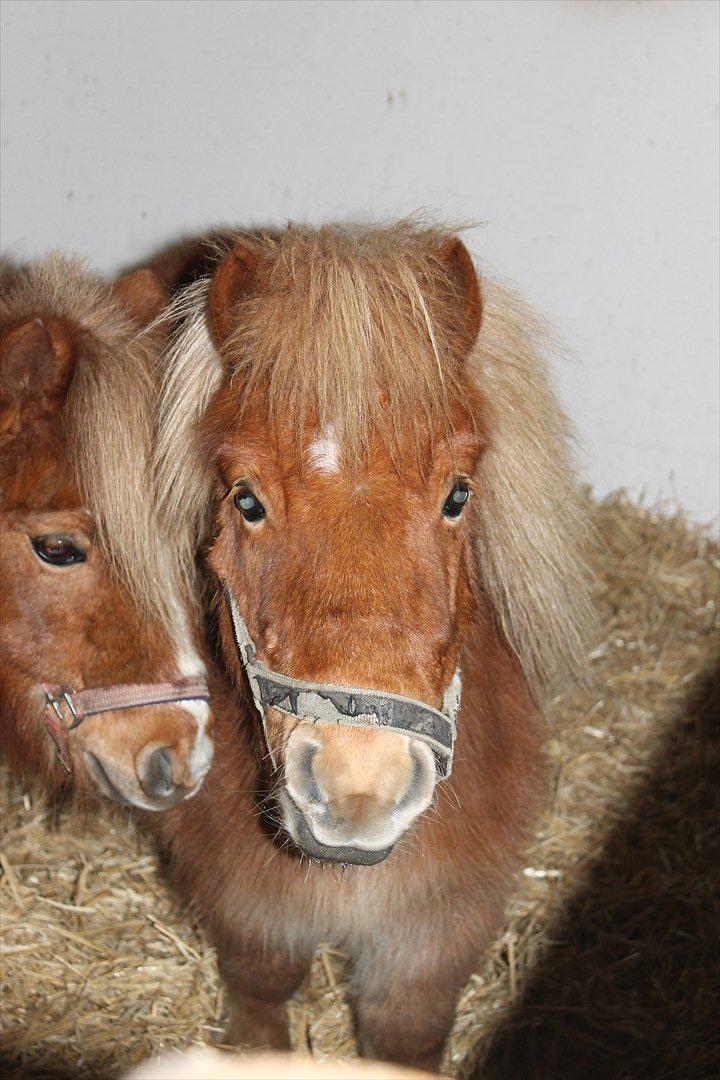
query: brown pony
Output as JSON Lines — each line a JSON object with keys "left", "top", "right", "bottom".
{"left": 0, "top": 257, "right": 214, "bottom": 809}
{"left": 148, "top": 223, "right": 593, "bottom": 1068}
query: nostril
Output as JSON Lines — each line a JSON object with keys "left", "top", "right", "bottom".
{"left": 141, "top": 747, "right": 176, "bottom": 799}
{"left": 395, "top": 753, "right": 422, "bottom": 811}
{"left": 303, "top": 743, "right": 326, "bottom": 807}
{"left": 395, "top": 745, "right": 435, "bottom": 815}
{"left": 285, "top": 737, "right": 328, "bottom": 812}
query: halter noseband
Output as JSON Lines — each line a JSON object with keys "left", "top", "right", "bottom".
{"left": 41, "top": 678, "right": 210, "bottom": 773}
{"left": 227, "top": 594, "right": 461, "bottom": 778}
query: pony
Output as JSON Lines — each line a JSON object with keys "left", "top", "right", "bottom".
{"left": 147, "top": 223, "right": 594, "bottom": 1069}
{"left": 0, "top": 257, "right": 214, "bottom": 809}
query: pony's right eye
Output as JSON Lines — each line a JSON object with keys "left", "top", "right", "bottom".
{"left": 234, "top": 486, "right": 266, "bottom": 524}
{"left": 31, "top": 534, "right": 88, "bottom": 566}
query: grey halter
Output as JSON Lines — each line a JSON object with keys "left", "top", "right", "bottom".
{"left": 227, "top": 595, "right": 461, "bottom": 777}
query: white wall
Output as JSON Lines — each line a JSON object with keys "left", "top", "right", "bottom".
{"left": 2, "top": 0, "right": 717, "bottom": 520}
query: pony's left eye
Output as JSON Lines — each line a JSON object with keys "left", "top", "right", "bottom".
{"left": 31, "top": 534, "right": 87, "bottom": 566}
{"left": 443, "top": 481, "right": 470, "bottom": 520}
{"left": 234, "top": 486, "right": 266, "bottom": 524}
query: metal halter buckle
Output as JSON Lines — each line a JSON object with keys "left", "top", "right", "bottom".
{"left": 44, "top": 687, "right": 82, "bottom": 730}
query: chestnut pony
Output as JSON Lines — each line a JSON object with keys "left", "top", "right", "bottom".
{"left": 149, "top": 224, "right": 593, "bottom": 1068}
{"left": 0, "top": 257, "right": 213, "bottom": 809}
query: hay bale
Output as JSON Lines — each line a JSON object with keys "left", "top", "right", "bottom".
{"left": 1, "top": 493, "right": 718, "bottom": 1079}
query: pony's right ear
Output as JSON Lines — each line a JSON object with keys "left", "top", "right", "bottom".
{"left": 207, "top": 242, "right": 258, "bottom": 349}
{"left": 0, "top": 317, "right": 76, "bottom": 433}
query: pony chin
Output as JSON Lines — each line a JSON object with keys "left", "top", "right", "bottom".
{"left": 278, "top": 789, "right": 395, "bottom": 866}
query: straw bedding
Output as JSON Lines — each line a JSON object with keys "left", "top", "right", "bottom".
{"left": 1, "top": 493, "right": 718, "bottom": 1080}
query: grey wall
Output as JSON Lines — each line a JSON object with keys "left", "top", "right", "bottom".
{"left": 2, "top": 0, "right": 718, "bottom": 519}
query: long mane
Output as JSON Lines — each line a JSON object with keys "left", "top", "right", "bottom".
{"left": 155, "top": 224, "right": 595, "bottom": 690}
{"left": 469, "top": 280, "right": 595, "bottom": 687}
{"left": 1, "top": 255, "right": 183, "bottom": 626}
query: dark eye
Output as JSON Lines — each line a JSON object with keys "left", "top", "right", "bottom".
{"left": 442, "top": 480, "right": 470, "bottom": 520}
{"left": 234, "top": 486, "right": 266, "bottom": 524}
{"left": 31, "top": 534, "right": 88, "bottom": 566}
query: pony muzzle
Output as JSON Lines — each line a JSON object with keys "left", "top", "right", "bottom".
{"left": 79, "top": 709, "right": 213, "bottom": 811}
{"left": 280, "top": 721, "right": 438, "bottom": 863}
{"left": 41, "top": 681, "right": 214, "bottom": 810}
{"left": 226, "top": 591, "right": 461, "bottom": 863}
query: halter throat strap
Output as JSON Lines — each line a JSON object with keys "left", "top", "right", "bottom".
{"left": 226, "top": 594, "right": 461, "bottom": 778}
{"left": 41, "top": 678, "right": 210, "bottom": 773}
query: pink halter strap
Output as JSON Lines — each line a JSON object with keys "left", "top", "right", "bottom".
{"left": 41, "top": 678, "right": 210, "bottom": 773}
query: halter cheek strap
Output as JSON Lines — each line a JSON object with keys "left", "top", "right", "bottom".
{"left": 41, "top": 678, "right": 210, "bottom": 774}
{"left": 226, "top": 594, "right": 461, "bottom": 778}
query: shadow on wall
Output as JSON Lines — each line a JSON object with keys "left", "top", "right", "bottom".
{"left": 473, "top": 665, "right": 720, "bottom": 1080}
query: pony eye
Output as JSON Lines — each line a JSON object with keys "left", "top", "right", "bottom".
{"left": 442, "top": 481, "right": 470, "bottom": 520}
{"left": 234, "top": 486, "right": 266, "bottom": 524}
{"left": 31, "top": 534, "right": 87, "bottom": 566}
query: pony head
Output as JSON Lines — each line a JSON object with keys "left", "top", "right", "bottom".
{"left": 0, "top": 259, "right": 214, "bottom": 809}
{"left": 157, "top": 223, "right": 592, "bottom": 862}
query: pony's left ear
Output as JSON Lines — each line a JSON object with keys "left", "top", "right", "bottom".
{"left": 112, "top": 268, "right": 169, "bottom": 328}
{"left": 438, "top": 237, "right": 483, "bottom": 357}
{"left": 206, "top": 242, "right": 258, "bottom": 350}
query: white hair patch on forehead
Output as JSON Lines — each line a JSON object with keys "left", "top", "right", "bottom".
{"left": 307, "top": 424, "right": 342, "bottom": 474}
